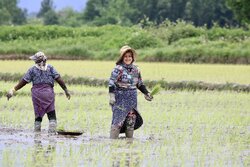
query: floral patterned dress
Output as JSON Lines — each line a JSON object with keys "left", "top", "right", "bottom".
{"left": 109, "top": 63, "right": 144, "bottom": 133}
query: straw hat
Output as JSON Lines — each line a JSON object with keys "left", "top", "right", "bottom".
{"left": 116, "top": 45, "right": 136, "bottom": 65}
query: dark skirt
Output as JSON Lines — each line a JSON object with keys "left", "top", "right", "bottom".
{"left": 111, "top": 89, "right": 143, "bottom": 133}
{"left": 31, "top": 84, "right": 55, "bottom": 118}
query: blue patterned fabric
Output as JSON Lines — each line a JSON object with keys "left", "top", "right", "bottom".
{"left": 111, "top": 89, "right": 143, "bottom": 133}
{"left": 109, "top": 63, "right": 144, "bottom": 133}
{"left": 112, "top": 89, "right": 137, "bottom": 125}
{"left": 23, "top": 64, "right": 60, "bottom": 87}
{"left": 109, "top": 63, "right": 143, "bottom": 90}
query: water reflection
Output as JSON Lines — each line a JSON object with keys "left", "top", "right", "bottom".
{"left": 33, "top": 133, "right": 57, "bottom": 166}
{"left": 112, "top": 139, "right": 141, "bottom": 167}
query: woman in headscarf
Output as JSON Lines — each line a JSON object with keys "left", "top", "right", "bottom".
{"left": 108, "top": 45, "right": 153, "bottom": 139}
{"left": 6, "top": 51, "right": 70, "bottom": 133}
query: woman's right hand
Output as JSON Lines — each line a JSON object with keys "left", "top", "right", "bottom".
{"left": 109, "top": 93, "right": 116, "bottom": 106}
{"left": 6, "top": 88, "right": 16, "bottom": 100}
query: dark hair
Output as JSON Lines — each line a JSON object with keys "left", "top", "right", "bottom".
{"left": 116, "top": 50, "right": 134, "bottom": 65}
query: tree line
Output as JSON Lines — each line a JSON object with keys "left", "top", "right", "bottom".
{"left": 0, "top": 0, "right": 249, "bottom": 27}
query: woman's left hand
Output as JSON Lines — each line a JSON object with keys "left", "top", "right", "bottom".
{"left": 144, "top": 93, "right": 153, "bottom": 101}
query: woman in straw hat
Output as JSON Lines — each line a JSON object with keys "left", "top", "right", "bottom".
{"left": 6, "top": 51, "right": 71, "bottom": 133}
{"left": 108, "top": 45, "right": 153, "bottom": 139}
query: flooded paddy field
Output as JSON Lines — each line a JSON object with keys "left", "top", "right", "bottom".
{"left": 0, "top": 85, "right": 249, "bottom": 166}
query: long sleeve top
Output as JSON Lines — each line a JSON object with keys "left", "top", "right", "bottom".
{"left": 109, "top": 63, "right": 149, "bottom": 94}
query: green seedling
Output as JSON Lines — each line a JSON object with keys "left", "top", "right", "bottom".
{"left": 150, "top": 84, "right": 162, "bottom": 96}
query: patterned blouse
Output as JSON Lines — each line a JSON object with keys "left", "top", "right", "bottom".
{"left": 23, "top": 64, "right": 60, "bottom": 87}
{"left": 109, "top": 63, "right": 144, "bottom": 91}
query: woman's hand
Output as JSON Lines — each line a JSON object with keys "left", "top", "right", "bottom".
{"left": 144, "top": 93, "right": 153, "bottom": 101}
{"left": 6, "top": 88, "right": 16, "bottom": 100}
{"left": 64, "top": 89, "right": 71, "bottom": 100}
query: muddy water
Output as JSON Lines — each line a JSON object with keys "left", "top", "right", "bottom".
{"left": 0, "top": 127, "right": 145, "bottom": 166}
{"left": 1, "top": 126, "right": 248, "bottom": 166}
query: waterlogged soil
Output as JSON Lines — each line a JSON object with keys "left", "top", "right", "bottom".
{"left": 0, "top": 127, "right": 249, "bottom": 166}
{"left": 0, "top": 127, "right": 83, "bottom": 143}
{"left": 0, "top": 127, "right": 89, "bottom": 156}
{"left": 0, "top": 127, "right": 148, "bottom": 166}
{"left": 0, "top": 127, "right": 111, "bottom": 148}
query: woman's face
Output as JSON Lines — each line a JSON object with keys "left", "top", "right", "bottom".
{"left": 123, "top": 51, "right": 133, "bottom": 65}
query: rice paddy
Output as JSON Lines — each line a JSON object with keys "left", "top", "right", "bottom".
{"left": 0, "top": 60, "right": 250, "bottom": 84}
{"left": 0, "top": 61, "right": 249, "bottom": 166}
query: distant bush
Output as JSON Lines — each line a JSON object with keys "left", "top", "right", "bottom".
{"left": 146, "top": 20, "right": 205, "bottom": 44}
{"left": 0, "top": 25, "right": 103, "bottom": 41}
{"left": 128, "top": 32, "right": 161, "bottom": 49}
{"left": 0, "top": 23, "right": 250, "bottom": 64}
{"left": 207, "top": 26, "right": 250, "bottom": 41}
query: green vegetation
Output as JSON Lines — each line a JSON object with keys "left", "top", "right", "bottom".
{"left": 150, "top": 84, "right": 162, "bottom": 96}
{"left": 1, "top": 60, "right": 250, "bottom": 84}
{"left": 0, "top": 60, "right": 250, "bottom": 93}
{"left": 3, "top": 0, "right": 249, "bottom": 27}
{"left": 1, "top": 1, "right": 249, "bottom": 165}
{"left": 0, "top": 60, "right": 248, "bottom": 165}
{"left": 2, "top": 72, "right": 250, "bottom": 93}
{"left": 0, "top": 23, "right": 250, "bottom": 63}
{"left": 84, "top": 0, "right": 237, "bottom": 27}
{"left": 226, "top": 0, "right": 250, "bottom": 24}
{"left": 0, "top": 0, "right": 27, "bottom": 25}
{"left": 0, "top": 82, "right": 249, "bottom": 166}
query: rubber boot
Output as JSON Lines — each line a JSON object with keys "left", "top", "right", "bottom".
{"left": 125, "top": 129, "right": 134, "bottom": 138}
{"left": 48, "top": 119, "right": 57, "bottom": 134}
{"left": 34, "top": 121, "right": 41, "bottom": 132}
{"left": 110, "top": 126, "right": 120, "bottom": 139}
{"left": 125, "top": 111, "right": 136, "bottom": 138}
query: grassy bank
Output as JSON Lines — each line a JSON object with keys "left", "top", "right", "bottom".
{"left": 0, "top": 23, "right": 250, "bottom": 63}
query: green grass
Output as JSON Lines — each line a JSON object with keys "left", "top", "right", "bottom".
{"left": 0, "top": 58, "right": 249, "bottom": 165}
{"left": 0, "top": 81, "right": 249, "bottom": 166}
{"left": 0, "top": 60, "right": 250, "bottom": 84}
{"left": 0, "top": 24, "right": 250, "bottom": 63}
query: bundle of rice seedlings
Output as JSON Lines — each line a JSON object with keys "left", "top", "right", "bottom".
{"left": 150, "top": 84, "right": 162, "bottom": 96}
